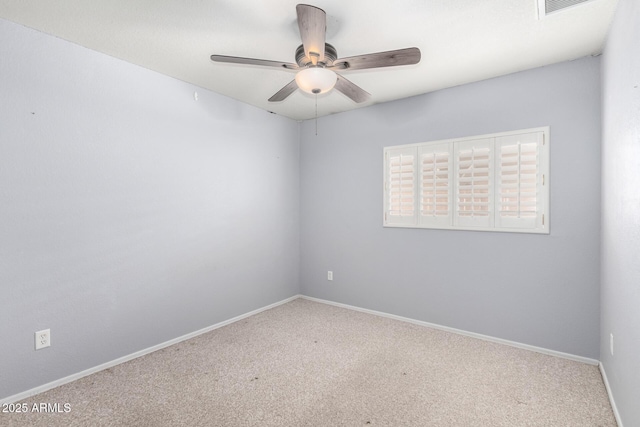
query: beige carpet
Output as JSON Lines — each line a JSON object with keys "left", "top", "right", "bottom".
{"left": 1, "top": 298, "right": 616, "bottom": 426}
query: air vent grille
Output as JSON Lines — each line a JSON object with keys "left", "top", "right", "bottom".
{"left": 538, "top": 0, "right": 593, "bottom": 18}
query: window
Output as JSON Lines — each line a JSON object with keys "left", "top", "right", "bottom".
{"left": 383, "top": 127, "right": 549, "bottom": 234}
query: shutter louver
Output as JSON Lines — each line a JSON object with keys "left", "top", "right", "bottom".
{"left": 455, "top": 138, "right": 494, "bottom": 227}
{"left": 384, "top": 146, "right": 417, "bottom": 226}
{"left": 419, "top": 144, "right": 452, "bottom": 226}
{"left": 496, "top": 132, "right": 545, "bottom": 230}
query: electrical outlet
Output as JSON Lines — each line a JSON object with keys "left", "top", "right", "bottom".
{"left": 35, "top": 329, "right": 51, "bottom": 350}
{"left": 610, "top": 333, "right": 614, "bottom": 356}
{"left": 327, "top": 271, "right": 333, "bottom": 281}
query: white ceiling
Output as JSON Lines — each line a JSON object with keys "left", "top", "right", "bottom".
{"left": 0, "top": 0, "right": 618, "bottom": 120}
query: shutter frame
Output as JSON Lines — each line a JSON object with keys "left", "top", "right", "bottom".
{"left": 384, "top": 146, "right": 418, "bottom": 226}
{"left": 454, "top": 138, "right": 495, "bottom": 228}
{"left": 418, "top": 143, "right": 453, "bottom": 227}
{"left": 495, "top": 131, "right": 547, "bottom": 231}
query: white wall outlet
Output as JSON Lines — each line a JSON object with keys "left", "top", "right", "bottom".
{"left": 610, "top": 333, "right": 614, "bottom": 356}
{"left": 327, "top": 271, "right": 333, "bottom": 281}
{"left": 35, "top": 329, "right": 51, "bottom": 350}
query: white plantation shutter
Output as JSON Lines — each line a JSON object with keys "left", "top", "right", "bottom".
{"left": 418, "top": 144, "right": 452, "bottom": 226}
{"left": 495, "top": 132, "right": 547, "bottom": 231}
{"left": 383, "top": 127, "right": 549, "bottom": 233}
{"left": 454, "top": 138, "right": 494, "bottom": 228}
{"left": 384, "top": 146, "right": 417, "bottom": 226}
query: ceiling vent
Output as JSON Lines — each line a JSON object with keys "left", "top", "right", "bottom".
{"left": 537, "top": 0, "right": 593, "bottom": 18}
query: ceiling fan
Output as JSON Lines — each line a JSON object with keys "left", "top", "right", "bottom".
{"left": 210, "top": 4, "right": 421, "bottom": 103}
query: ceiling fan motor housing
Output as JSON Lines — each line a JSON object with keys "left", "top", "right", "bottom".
{"left": 295, "top": 43, "right": 338, "bottom": 67}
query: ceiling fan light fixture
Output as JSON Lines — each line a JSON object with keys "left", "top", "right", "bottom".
{"left": 295, "top": 67, "right": 337, "bottom": 95}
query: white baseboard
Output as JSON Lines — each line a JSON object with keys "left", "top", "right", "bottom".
{"left": 0, "top": 294, "right": 300, "bottom": 405}
{"left": 3, "top": 293, "right": 605, "bottom": 407}
{"left": 599, "top": 362, "right": 623, "bottom": 427}
{"left": 300, "top": 295, "right": 600, "bottom": 366}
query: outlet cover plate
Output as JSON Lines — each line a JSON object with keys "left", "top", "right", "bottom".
{"left": 35, "top": 329, "right": 51, "bottom": 350}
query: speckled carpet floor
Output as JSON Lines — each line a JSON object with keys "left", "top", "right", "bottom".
{"left": 1, "top": 298, "right": 616, "bottom": 426}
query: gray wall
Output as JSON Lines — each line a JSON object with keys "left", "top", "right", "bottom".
{"left": 0, "top": 19, "right": 299, "bottom": 399}
{"left": 1, "top": 8, "right": 618, "bottom": 405}
{"left": 601, "top": 0, "right": 640, "bottom": 424}
{"left": 300, "top": 57, "right": 602, "bottom": 359}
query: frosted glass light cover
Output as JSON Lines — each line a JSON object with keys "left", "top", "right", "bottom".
{"left": 295, "top": 68, "right": 337, "bottom": 94}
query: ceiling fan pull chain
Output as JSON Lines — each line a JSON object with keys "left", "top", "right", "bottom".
{"left": 315, "top": 92, "right": 318, "bottom": 136}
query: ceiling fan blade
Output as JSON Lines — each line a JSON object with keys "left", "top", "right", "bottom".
{"left": 296, "top": 4, "right": 326, "bottom": 62}
{"left": 334, "top": 74, "right": 371, "bottom": 103}
{"left": 268, "top": 80, "right": 299, "bottom": 102}
{"left": 211, "top": 55, "right": 298, "bottom": 70}
{"left": 330, "top": 47, "right": 421, "bottom": 71}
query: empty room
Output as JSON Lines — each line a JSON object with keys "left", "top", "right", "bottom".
{"left": 1, "top": 0, "right": 638, "bottom": 426}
